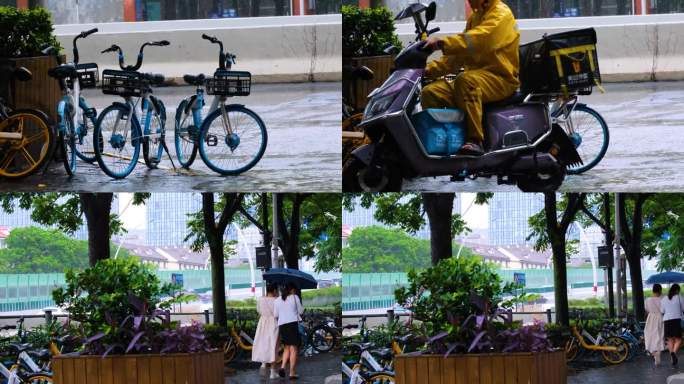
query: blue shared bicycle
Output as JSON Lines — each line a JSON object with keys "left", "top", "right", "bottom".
{"left": 93, "top": 40, "right": 172, "bottom": 179}
{"left": 174, "top": 34, "right": 267, "bottom": 175}
{"left": 44, "top": 28, "right": 100, "bottom": 175}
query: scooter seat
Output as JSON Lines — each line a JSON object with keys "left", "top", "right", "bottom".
{"left": 483, "top": 91, "right": 526, "bottom": 110}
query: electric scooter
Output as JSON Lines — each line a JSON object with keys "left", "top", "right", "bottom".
{"left": 343, "top": 2, "right": 582, "bottom": 192}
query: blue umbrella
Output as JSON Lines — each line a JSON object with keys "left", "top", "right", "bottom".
{"left": 646, "top": 271, "right": 684, "bottom": 284}
{"left": 263, "top": 268, "right": 318, "bottom": 289}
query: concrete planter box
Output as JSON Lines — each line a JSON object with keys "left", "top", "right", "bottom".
{"left": 344, "top": 55, "right": 394, "bottom": 111}
{"left": 395, "top": 350, "right": 566, "bottom": 384}
{"left": 52, "top": 350, "right": 224, "bottom": 384}
{"left": 4, "top": 55, "right": 63, "bottom": 123}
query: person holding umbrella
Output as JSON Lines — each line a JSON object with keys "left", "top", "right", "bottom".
{"left": 661, "top": 284, "right": 684, "bottom": 367}
{"left": 274, "top": 282, "right": 304, "bottom": 380}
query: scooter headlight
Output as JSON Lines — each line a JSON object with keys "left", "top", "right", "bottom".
{"left": 364, "top": 92, "right": 399, "bottom": 120}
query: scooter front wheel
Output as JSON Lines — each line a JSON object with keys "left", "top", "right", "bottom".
{"left": 342, "top": 156, "right": 402, "bottom": 192}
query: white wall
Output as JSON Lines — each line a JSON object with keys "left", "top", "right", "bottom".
{"left": 54, "top": 15, "right": 342, "bottom": 83}
{"left": 397, "top": 14, "right": 684, "bottom": 82}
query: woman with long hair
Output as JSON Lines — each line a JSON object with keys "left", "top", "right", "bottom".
{"left": 274, "top": 282, "right": 304, "bottom": 379}
{"left": 252, "top": 283, "right": 280, "bottom": 379}
{"left": 661, "top": 283, "right": 684, "bottom": 366}
{"left": 645, "top": 284, "right": 664, "bottom": 366}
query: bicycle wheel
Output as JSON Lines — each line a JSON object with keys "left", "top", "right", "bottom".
{"left": 198, "top": 105, "right": 267, "bottom": 175}
{"left": 600, "top": 336, "right": 629, "bottom": 364}
{"left": 142, "top": 104, "right": 165, "bottom": 169}
{"left": 564, "top": 337, "right": 580, "bottom": 362}
{"left": 223, "top": 338, "right": 238, "bottom": 364}
{"left": 60, "top": 105, "right": 77, "bottom": 176}
{"left": 363, "top": 371, "right": 395, "bottom": 384}
{"left": 174, "top": 98, "right": 198, "bottom": 168}
{"left": 0, "top": 110, "right": 53, "bottom": 179}
{"left": 22, "top": 373, "right": 53, "bottom": 383}
{"left": 74, "top": 104, "right": 97, "bottom": 163}
{"left": 556, "top": 104, "right": 609, "bottom": 174}
{"left": 94, "top": 103, "right": 141, "bottom": 179}
{"left": 309, "top": 324, "right": 336, "bottom": 353}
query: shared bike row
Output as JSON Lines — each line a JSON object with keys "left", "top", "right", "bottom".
{"left": 0, "top": 29, "right": 267, "bottom": 180}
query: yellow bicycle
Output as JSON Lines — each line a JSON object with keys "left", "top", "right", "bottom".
{"left": 565, "top": 320, "right": 629, "bottom": 364}
{"left": 0, "top": 67, "right": 53, "bottom": 179}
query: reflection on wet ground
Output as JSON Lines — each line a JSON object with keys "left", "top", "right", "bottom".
{"left": 2, "top": 82, "right": 341, "bottom": 192}
{"left": 403, "top": 81, "right": 684, "bottom": 192}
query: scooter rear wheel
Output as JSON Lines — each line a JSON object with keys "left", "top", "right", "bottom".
{"left": 342, "top": 156, "right": 402, "bottom": 192}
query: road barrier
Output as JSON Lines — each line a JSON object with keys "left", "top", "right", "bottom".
{"left": 54, "top": 15, "right": 342, "bottom": 84}
{"left": 397, "top": 14, "right": 684, "bottom": 82}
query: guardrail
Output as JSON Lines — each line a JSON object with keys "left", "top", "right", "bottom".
{"left": 342, "top": 309, "right": 556, "bottom": 327}
{"left": 53, "top": 14, "right": 342, "bottom": 84}
{"left": 397, "top": 14, "right": 684, "bottom": 82}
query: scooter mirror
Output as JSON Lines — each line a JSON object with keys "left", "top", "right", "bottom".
{"left": 426, "top": 2, "right": 436, "bottom": 22}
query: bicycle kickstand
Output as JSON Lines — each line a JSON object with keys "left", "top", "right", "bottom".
{"left": 161, "top": 140, "right": 177, "bottom": 170}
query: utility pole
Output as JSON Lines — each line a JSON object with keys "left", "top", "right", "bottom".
{"left": 604, "top": 193, "right": 615, "bottom": 318}
{"left": 614, "top": 193, "right": 627, "bottom": 318}
{"left": 271, "top": 194, "right": 282, "bottom": 268}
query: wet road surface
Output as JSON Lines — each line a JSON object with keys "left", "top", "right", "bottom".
{"left": 403, "top": 81, "right": 684, "bottom": 192}
{"left": 2, "top": 82, "right": 340, "bottom": 193}
{"left": 225, "top": 352, "right": 340, "bottom": 384}
{"left": 568, "top": 352, "right": 682, "bottom": 384}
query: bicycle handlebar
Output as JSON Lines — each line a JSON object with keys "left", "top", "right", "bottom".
{"left": 201, "top": 34, "right": 235, "bottom": 70}
{"left": 101, "top": 41, "right": 170, "bottom": 71}
{"left": 72, "top": 28, "right": 98, "bottom": 65}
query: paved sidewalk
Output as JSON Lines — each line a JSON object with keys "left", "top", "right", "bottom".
{"left": 569, "top": 352, "right": 684, "bottom": 384}
{"left": 225, "top": 352, "right": 340, "bottom": 384}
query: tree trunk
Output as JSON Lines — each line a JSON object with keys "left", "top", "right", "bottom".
{"left": 422, "top": 193, "right": 454, "bottom": 265}
{"left": 202, "top": 193, "right": 227, "bottom": 327}
{"left": 544, "top": 193, "right": 570, "bottom": 326}
{"left": 79, "top": 193, "right": 113, "bottom": 267}
{"left": 619, "top": 194, "right": 648, "bottom": 322}
{"left": 284, "top": 195, "right": 305, "bottom": 269}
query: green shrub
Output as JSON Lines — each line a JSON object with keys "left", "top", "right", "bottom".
{"left": 342, "top": 5, "right": 402, "bottom": 57}
{"left": 0, "top": 6, "right": 61, "bottom": 58}
{"left": 395, "top": 256, "right": 518, "bottom": 335}
{"left": 52, "top": 257, "right": 175, "bottom": 336}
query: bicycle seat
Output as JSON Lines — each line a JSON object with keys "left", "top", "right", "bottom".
{"left": 183, "top": 73, "right": 206, "bottom": 86}
{"left": 9, "top": 343, "right": 32, "bottom": 352}
{"left": 0, "top": 325, "right": 16, "bottom": 331}
{"left": 395, "top": 334, "right": 412, "bottom": 344}
{"left": 13, "top": 67, "right": 32, "bottom": 82}
{"left": 371, "top": 348, "right": 394, "bottom": 360}
{"left": 483, "top": 91, "right": 526, "bottom": 110}
{"left": 48, "top": 64, "right": 77, "bottom": 80}
{"left": 351, "top": 342, "right": 374, "bottom": 352}
{"left": 28, "top": 349, "right": 51, "bottom": 360}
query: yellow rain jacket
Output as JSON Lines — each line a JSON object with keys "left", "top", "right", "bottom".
{"left": 421, "top": 0, "right": 520, "bottom": 144}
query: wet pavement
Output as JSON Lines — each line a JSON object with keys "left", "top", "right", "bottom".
{"left": 2, "top": 82, "right": 341, "bottom": 193}
{"left": 402, "top": 81, "right": 684, "bottom": 192}
{"left": 225, "top": 352, "right": 340, "bottom": 384}
{"left": 568, "top": 352, "right": 684, "bottom": 384}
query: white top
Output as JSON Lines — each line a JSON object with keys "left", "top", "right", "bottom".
{"left": 660, "top": 294, "right": 684, "bottom": 321}
{"left": 273, "top": 294, "right": 304, "bottom": 326}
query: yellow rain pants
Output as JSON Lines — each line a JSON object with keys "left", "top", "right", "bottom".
{"left": 421, "top": 0, "right": 520, "bottom": 143}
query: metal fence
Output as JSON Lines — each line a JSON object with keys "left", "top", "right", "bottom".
{"left": 343, "top": 269, "right": 658, "bottom": 311}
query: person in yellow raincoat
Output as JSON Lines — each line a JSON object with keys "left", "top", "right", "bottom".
{"left": 422, "top": 0, "right": 520, "bottom": 155}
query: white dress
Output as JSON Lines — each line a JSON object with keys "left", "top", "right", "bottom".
{"left": 645, "top": 296, "right": 665, "bottom": 353}
{"left": 251, "top": 296, "right": 279, "bottom": 363}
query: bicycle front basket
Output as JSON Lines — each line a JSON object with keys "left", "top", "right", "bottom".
{"left": 206, "top": 70, "right": 251, "bottom": 97}
{"left": 101, "top": 69, "right": 145, "bottom": 97}
{"left": 66, "top": 63, "right": 99, "bottom": 89}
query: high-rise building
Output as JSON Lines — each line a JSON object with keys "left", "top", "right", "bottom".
{"left": 488, "top": 193, "right": 544, "bottom": 246}
{"left": 145, "top": 193, "right": 203, "bottom": 247}
{"left": 342, "top": 195, "right": 461, "bottom": 239}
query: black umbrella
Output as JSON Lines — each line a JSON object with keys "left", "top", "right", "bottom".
{"left": 262, "top": 268, "right": 318, "bottom": 289}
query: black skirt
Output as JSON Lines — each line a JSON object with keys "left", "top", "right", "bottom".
{"left": 665, "top": 319, "right": 682, "bottom": 339}
{"left": 279, "top": 321, "right": 301, "bottom": 346}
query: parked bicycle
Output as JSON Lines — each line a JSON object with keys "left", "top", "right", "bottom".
{"left": 94, "top": 40, "right": 172, "bottom": 179}
{"left": 565, "top": 313, "right": 629, "bottom": 364}
{"left": 44, "top": 28, "right": 100, "bottom": 175}
{"left": 0, "top": 66, "right": 53, "bottom": 179}
{"left": 174, "top": 34, "right": 267, "bottom": 175}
